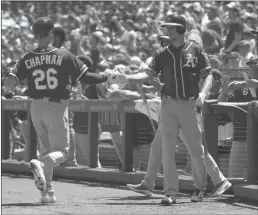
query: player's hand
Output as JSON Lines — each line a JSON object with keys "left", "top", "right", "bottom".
{"left": 104, "top": 69, "right": 129, "bottom": 85}
{"left": 221, "top": 75, "right": 230, "bottom": 93}
{"left": 246, "top": 79, "right": 258, "bottom": 89}
{"left": 151, "top": 77, "right": 164, "bottom": 91}
{"left": 195, "top": 92, "right": 208, "bottom": 107}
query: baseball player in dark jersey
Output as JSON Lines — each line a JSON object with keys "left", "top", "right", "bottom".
{"left": 109, "top": 14, "right": 213, "bottom": 205}
{"left": 3, "top": 17, "right": 117, "bottom": 203}
{"left": 226, "top": 56, "right": 258, "bottom": 102}
{"left": 126, "top": 69, "right": 232, "bottom": 198}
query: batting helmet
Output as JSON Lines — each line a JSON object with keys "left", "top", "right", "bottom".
{"left": 161, "top": 14, "right": 186, "bottom": 34}
{"left": 32, "top": 17, "right": 54, "bottom": 39}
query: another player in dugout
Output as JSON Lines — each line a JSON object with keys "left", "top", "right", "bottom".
{"left": 108, "top": 14, "right": 213, "bottom": 205}
{"left": 126, "top": 68, "right": 232, "bottom": 199}
{"left": 3, "top": 17, "right": 117, "bottom": 204}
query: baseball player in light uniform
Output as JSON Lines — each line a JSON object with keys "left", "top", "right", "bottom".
{"left": 126, "top": 69, "right": 232, "bottom": 198}
{"left": 108, "top": 14, "right": 213, "bottom": 205}
{"left": 3, "top": 17, "right": 118, "bottom": 203}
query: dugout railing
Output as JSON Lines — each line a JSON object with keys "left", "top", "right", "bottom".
{"left": 1, "top": 98, "right": 258, "bottom": 184}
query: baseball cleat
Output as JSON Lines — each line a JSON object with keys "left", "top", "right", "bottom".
{"left": 209, "top": 180, "right": 232, "bottom": 197}
{"left": 47, "top": 190, "right": 57, "bottom": 203}
{"left": 126, "top": 184, "right": 153, "bottom": 197}
{"left": 29, "top": 159, "right": 46, "bottom": 192}
{"left": 161, "top": 195, "right": 176, "bottom": 205}
{"left": 191, "top": 188, "right": 206, "bottom": 202}
{"left": 40, "top": 190, "right": 50, "bottom": 203}
{"left": 40, "top": 190, "right": 56, "bottom": 204}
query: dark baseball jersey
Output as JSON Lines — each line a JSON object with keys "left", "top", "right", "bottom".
{"left": 228, "top": 81, "right": 258, "bottom": 102}
{"left": 11, "top": 46, "right": 87, "bottom": 100}
{"left": 148, "top": 41, "right": 211, "bottom": 98}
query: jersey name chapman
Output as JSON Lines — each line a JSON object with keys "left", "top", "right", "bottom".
{"left": 25, "top": 55, "right": 63, "bottom": 69}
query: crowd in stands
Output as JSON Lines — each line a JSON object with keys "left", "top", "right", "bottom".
{"left": 2, "top": 1, "right": 258, "bottom": 76}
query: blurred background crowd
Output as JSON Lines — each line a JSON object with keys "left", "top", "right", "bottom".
{"left": 2, "top": 1, "right": 258, "bottom": 76}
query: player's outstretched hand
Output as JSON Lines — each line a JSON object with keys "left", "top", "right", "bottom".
{"left": 104, "top": 69, "right": 129, "bottom": 85}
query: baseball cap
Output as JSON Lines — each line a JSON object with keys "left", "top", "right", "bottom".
{"left": 246, "top": 56, "right": 258, "bottom": 67}
{"left": 160, "top": 14, "right": 186, "bottom": 29}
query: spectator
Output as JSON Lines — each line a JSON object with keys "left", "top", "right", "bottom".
{"left": 238, "top": 40, "right": 255, "bottom": 67}
{"left": 242, "top": 28, "right": 257, "bottom": 54}
{"left": 224, "top": 21, "right": 244, "bottom": 53}
{"left": 202, "top": 29, "right": 223, "bottom": 55}
{"left": 204, "top": 4, "right": 224, "bottom": 37}
{"left": 227, "top": 51, "right": 241, "bottom": 69}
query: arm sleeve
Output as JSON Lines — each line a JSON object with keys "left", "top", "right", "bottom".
{"left": 68, "top": 54, "right": 89, "bottom": 85}
{"left": 80, "top": 72, "right": 108, "bottom": 84}
{"left": 197, "top": 46, "right": 212, "bottom": 79}
{"left": 68, "top": 53, "right": 108, "bottom": 85}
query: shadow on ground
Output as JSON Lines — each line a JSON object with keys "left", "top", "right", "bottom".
{"left": 213, "top": 196, "right": 258, "bottom": 210}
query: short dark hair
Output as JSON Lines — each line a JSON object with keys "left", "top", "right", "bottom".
{"left": 53, "top": 26, "right": 66, "bottom": 43}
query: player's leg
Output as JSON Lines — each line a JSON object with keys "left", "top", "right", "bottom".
{"left": 180, "top": 123, "right": 232, "bottom": 197}
{"left": 133, "top": 145, "right": 141, "bottom": 171}
{"left": 30, "top": 101, "right": 50, "bottom": 202}
{"left": 62, "top": 126, "right": 78, "bottom": 166}
{"left": 178, "top": 100, "right": 207, "bottom": 202}
{"left": 127, "top": 125, "right": 162, "bottom": 197}
{"left": 111, "top": 130, "right": 123, "bottom": 165}
{"left": 41, "top": 101, "right": 70, "bottom": 202}
{"left": 160, "top": 97, "right": 179, "bottom": 205}
{"left": 75, "top": 131, "right": 102, "bottom": 168}
{"left": 203, "top": 152, "right": 232, "bottom": 196}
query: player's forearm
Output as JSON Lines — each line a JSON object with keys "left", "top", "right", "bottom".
{"left": 142, "top": 85, "right": 159, "bottom": 93}
{"left": 200, "top": 74, "right": 213, "bottom": 99}
{"left": 126, "top": 72, "right": 152, "bottom": 85}
{"left": 117, "top": 90, "right": 141, "bottom": 100}
{"left": 80, "top": 72, "right": 108, "bottom": 84}
{"left": 217, "top": 91, "right": 229, "bottom": 102}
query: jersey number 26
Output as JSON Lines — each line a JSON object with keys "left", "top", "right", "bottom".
{"left": 33, "top": 68, "right": 58, "bottom": 90}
